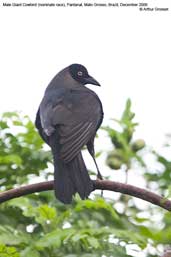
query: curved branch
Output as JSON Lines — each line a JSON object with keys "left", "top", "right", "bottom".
{"left": 0, "top": 180, "right": 171, "bottom": 211}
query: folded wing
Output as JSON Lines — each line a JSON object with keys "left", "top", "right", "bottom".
{"left": 40, "top": 88, "right": 102, "bottom": 163}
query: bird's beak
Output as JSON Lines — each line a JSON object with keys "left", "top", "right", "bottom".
{"left": 84, "top": 76, "right": 101, "bottom": 86}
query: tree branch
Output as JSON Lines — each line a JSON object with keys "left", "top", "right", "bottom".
{"left": 0, "top": 180, "right": 171, "bottom": 211}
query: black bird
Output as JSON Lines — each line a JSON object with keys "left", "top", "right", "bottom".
{"left": 35, "top": 64, "right": 103, "bottom": 204}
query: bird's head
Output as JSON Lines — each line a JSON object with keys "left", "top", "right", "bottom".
{"left": 68, "top": 64, "right": 101, "bottom": 86}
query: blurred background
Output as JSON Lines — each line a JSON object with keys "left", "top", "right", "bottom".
{"left": 0, "top": 1, "right": 171, "bottom": 257}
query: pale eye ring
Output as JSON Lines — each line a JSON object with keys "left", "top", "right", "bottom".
{"left": 77, "top": 71, "right": 83, "bottom": 76}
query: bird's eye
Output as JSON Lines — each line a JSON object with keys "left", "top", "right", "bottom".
{"left": 77, "top": 71, "right": 83, "bottom": 76}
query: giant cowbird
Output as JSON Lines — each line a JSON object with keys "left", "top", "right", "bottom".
{"left": 35, "top": 64, "right": 103, "bottom": 203}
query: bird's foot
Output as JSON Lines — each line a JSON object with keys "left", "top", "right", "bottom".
{"left": 97, "top": 172, "right": 103, "bottom": 181}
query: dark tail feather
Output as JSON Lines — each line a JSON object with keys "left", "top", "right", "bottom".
{"left": 54, "top": 158, "right": 76, "bottom": 204}
{"left": 68, "top": 153, "right": 94, "bottom": 200}
{"left": 50, "top": 133, "right": 93, "bottom": 204}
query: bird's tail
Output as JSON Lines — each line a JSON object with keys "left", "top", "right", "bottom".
{"left": 50, "top": 133, "right": 93, "bottom": 204}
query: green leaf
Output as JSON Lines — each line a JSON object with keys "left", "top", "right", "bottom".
{"left": 2, "top": 112, "right": 19, "bottom": 118}
{"left": 36, "top": 230, "right": 62, "bottom": 249}
{"left": 75, "top": 198, "right": 119, "bottom": 221}
{"left": 12, "top": 120, "right": 23, "bottom": 126}
{"left": 20, "top": 247, "right": 40, "bottom": 257}
{"left": 0, "top": 244, "right": 19, "bottom": 257}
{"left": 0, "top": 155, "right": 22, "bottom": 165}
{"left": 0, "top": 225, "right": 31, "bottom": 245}
{"left": 121, "top": 98, "right": 135, "bottom": 123}
{"left": 111, "top": 245, "right": 132, "bottom": 257}
{"left": 0, "top": 121, "right": 9, "bottom": 129}
{"left": 87, "top": 237, "right": 99, "bottom": 249}
{"left": 7, "top": 197, "right": 30, "bottom": 209}
{"left": 112, "top": 228, "right": 147, "bottom": 249}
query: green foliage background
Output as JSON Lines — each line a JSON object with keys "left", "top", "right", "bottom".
{"left": 0, "top": 100, "right": 171, "bottom": 257}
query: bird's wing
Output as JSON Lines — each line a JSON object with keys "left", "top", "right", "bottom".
{"left": 59, "top": 121, "right": 97, "bottom": 162}
{"left": 40, "top": 88, "right": 102, "bottom": 163}
{"left": 35, "top": 108, "right": 49, "bottom": 145}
